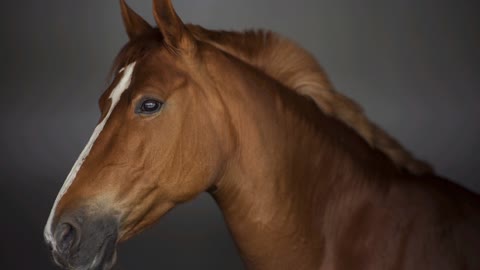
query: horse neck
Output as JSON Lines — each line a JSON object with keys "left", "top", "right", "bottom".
{"left": 207, "top": 51, "right": 401, "bottom": 269}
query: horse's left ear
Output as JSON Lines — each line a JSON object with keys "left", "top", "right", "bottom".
{"left": 152, "top": 0, "right": 195, "bottom": 52}
{"left": 120, "top": 0, "right": 153, "bottom": 40}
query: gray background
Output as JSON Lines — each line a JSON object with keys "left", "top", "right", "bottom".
{"left": 1, "top": 0, "right": 479, "bottom": 269}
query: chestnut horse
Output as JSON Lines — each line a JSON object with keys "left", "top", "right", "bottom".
{"left": 45, "top": 1, "right": 480, "bottom": 269}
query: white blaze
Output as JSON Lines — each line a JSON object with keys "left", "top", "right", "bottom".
{"left": 44, "top": 62, "right": 136, "bottom": 249}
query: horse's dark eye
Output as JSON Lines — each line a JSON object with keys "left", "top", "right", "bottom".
{"left": 136, "top": 99, "right": 163, "bottom": 114}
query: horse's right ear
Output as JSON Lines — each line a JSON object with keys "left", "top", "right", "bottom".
{"left": 120, "top": 0, "right": 152, "bottom": 39}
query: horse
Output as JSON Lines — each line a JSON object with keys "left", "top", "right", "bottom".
{"left": 44, "top": 0, "right": 480, "bottom": 269}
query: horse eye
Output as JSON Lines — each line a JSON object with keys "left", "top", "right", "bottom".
{"left": 136, "top": 99, "right": 163, "bottom": 114}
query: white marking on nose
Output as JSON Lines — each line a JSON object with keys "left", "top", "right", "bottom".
{"left": 44, "top": 62, "right": 136, "bottom": 250}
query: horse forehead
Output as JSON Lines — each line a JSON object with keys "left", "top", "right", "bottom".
{"left": 130, "top": 60, "right": 193, "bottom": 94}
{"left": 98, "top": 71, "right": 134, "bottom": 115}
{"left": 140, "top": 56, "right": 183, "bottom": 78}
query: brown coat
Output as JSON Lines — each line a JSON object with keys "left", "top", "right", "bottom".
{"left": 45, "top": 1, "right": 480, "bottom": 269}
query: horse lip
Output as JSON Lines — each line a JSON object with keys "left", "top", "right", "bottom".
{"left": 51, "top": 235, "right": 117, "bottom": 270}
{"left": 87, "top": 235, "right": 118, "bottom": 270}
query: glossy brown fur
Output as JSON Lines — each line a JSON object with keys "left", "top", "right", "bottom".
{"left": 49, "top": 1, "right": 480, "bottom": 269}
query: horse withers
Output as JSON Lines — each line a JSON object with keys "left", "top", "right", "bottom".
{"left": 45, "top": 0, "right": 480, "bottom": 269}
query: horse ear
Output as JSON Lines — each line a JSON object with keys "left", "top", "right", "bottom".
{"left": 120, "top": 0, "right": 152, "bottom": 39}
{"left": 152, "top": 0, "right": 195, "bottom": 51}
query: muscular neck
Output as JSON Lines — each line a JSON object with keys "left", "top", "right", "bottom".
{"left": 207, "top": 52, "right": 401, "bottom": 270}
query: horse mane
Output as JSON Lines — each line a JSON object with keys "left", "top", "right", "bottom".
{"left": 187, "top": 25, "right": 432, "bottom": 175}
{"left": 110, "top": 25, "right": 432, "bottom": 175}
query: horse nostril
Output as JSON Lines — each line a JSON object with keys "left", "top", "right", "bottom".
{"left": 54, "top": 222, "right": 79, "bottom": 254}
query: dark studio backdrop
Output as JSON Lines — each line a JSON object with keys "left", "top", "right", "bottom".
{"left": 1, "top": 0, "right": 479, "bottom": 269}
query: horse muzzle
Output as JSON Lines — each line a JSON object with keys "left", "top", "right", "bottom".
{"left": 47, "top": 209, "right": 119, "bottom": 270}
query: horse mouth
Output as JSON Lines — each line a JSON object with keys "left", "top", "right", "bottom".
{"left": 52, "top": 235, "right": 117, "bottom": 270}
{"left": 86, "top": 235, "right": 118, "bottom": 270}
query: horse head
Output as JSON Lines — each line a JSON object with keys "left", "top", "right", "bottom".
{"left": 44, "top": 1, "right": 235, "bottom": 269}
